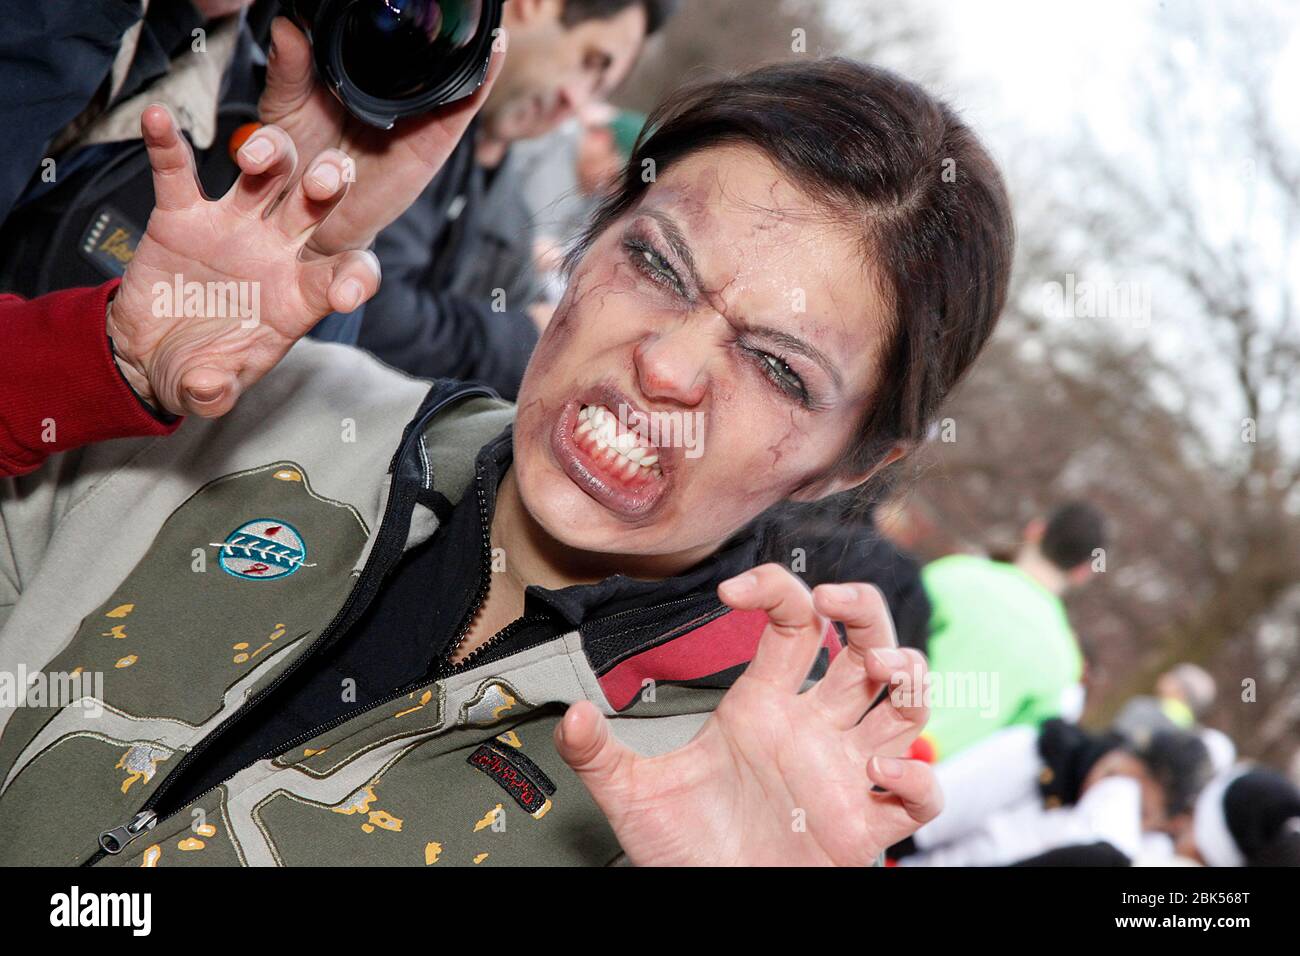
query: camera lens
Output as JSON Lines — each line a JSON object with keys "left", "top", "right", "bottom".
{"left": 287, "top": 0, "right": 501, "bottom": 128}
{"left": 339, "top": 0, "right": 485, "bottom": 101}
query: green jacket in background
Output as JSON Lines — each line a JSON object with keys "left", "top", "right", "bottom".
{"left": 919, "top": 555, "right": 1084, "bottom": 761}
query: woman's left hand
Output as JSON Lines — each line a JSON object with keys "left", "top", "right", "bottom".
{"left": 554, "top": 563, "right": 941, "bottom": 866}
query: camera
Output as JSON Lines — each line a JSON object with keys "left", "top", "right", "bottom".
{"left": 283, "top": 0, "right": 504, "bottom": 129}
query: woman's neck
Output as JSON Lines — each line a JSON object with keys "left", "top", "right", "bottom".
{"left": 489, "top": 466, "right": 716, "bottom": 596}
{"left": 452, "top": 466, "right": 722, "bottom": 664}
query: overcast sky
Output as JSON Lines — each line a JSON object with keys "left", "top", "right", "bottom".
{"left": 822, "top": 0, "right": 1300, "bottom": 460}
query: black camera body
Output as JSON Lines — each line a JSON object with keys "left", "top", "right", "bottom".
{"left": 285, "top": 0, "right": 504, "bottom": 129}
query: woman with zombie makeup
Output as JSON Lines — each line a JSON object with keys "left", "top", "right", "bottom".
{"left": 0, "top": 55, "right": 1012, "bottom": 866}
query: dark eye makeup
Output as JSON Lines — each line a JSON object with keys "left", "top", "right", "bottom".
{"left": 623, "top": 235, "right": 684, "bottom": 295}
{"left": 741, "top": 345, "right": 812, "bottom": 405}
{"left": 621, "top": 225, "right": 817, "bottom": 409}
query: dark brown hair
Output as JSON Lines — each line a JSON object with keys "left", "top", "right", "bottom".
{"left": 568, "top": 58, "right": 1015, "bottom": 480}
{"left": 1041, "top": 500, "right": 1108, "bottom": 571}
{"left": 562, "top": 0, "right": 677, "bottom": 35}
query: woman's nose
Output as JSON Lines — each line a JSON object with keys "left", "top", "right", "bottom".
{"left": 633, "top": 329, "right": 709, "bottom": 407}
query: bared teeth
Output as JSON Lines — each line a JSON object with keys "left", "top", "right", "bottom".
{"left": 574, "top": 403, "right": 665, "bottom": 479}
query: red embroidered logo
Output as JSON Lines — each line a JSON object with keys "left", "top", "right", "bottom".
{"left": 467, "top": 744, "right": 556, "bottom": 815}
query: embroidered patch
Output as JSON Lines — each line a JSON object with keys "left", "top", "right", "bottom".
{"left": 467, "top": 743, "right": 556, "bottom": 815}
{"left": 212, "top": 518, "right": 314, "bottom": 581}
{"left": 79, "top": 206, "right": 142, "bottom": 279}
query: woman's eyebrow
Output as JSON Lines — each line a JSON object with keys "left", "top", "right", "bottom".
{"left": 745, "top": 325, "right": 845, "bottom": 392}
{"left": 641, "top": 209, "right": 703, "bottom": 291}
{"left": 638, "top": 210, "right": 843, "bottom": 391}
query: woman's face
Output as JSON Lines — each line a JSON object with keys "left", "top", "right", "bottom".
{"left": 513, "top": 145, "right": 890, "bottom": 566}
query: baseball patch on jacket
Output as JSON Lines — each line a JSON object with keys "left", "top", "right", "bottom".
{"left": 213, "top": 518, "right": 315, "bottom": 581}
{"left": 467, "top": 742, "right": 556, "bottom": 816}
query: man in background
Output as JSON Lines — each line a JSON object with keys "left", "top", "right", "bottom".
{"left": 354, "top": 0, "right": 676, "bottom": 397}
{"left": 919, "top": 501, "right": 1109, "bottom": 760}
{"left": 519, "top": 103, "right": 646, "bottom": 320}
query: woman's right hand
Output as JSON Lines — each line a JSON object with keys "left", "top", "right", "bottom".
{"left": 107, "top": 105, "right": 381, "bottom": 419}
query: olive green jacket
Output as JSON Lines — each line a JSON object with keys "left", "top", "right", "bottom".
{"left": 0, "top": 341, "right": 792, "bottom": 867}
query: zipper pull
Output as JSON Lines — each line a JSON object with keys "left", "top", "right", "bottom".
{"left": 98, "top": 810, "right": 158, "bottom": 855}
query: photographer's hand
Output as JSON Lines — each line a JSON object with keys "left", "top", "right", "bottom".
{"left": 258, "top": 16, "right": 504, "bottom": 258}
{"left": 555, "top": 565, "right": 943, "bottom": 866}
{"left": 108, "top": 105, "right": 380, "bottom": 418}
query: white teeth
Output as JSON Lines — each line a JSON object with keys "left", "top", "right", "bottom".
{"left": 575, "top": 403, "right": 663, "bottom": 478}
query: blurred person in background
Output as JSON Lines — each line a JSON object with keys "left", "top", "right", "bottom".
{"left": 357, "top": 0, "right": 675, "bottom": 396}
{"left": 1116, "top": 662, "right": 1216, "bottom": 736}
{"left": 1115, "top": 662, "right": 1237, "bottom": 774}
{"left": 524, "top": 104, "right": 647, "bottom": 316}
{"left": 918, "top": 501, "right": 1108, "bottom": 761}
{"left": 893, "top": 719, "right": 1212, "bottom": 867}
{"left": 1177, "top": 766, "right": 1300, "bottom": 867}
{"left": 0, "top": 0, "right": 265, "bottom": 299}
{"left": 0, "top": 0, "right": 257, "bottom": 224}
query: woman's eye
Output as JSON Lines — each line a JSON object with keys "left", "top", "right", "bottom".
{"left": 626, "top": 240, "right": 681, "bottom": 291}
{"left": 751, "top": 348, "right": 809, "bottom": 403}
{"left": 641, "top": 249, "right": 667, "bottom": 272}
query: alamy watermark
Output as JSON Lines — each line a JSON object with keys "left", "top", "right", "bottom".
{"left": 1043, "top": 273, "right": 1150, "bottom": 328}
{"left": 616, "top": 403, "right": 705, "bottom": 459}
{"left": 0, "top": 667, "right": 104, "bottom": 717}
{"left": 152, "top": 273, "right": 260, "bottom": 329}
{"left": 888, "top": 664, "right": 1001, "bottom": 719}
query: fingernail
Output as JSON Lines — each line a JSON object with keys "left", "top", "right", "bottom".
{"left": 870, "top": 648, "right": 907, "bottom": 669}
{"left": 186, "top": 385, "right": 223, "bottom": 405}
{"left": 337, "top": 278, "right": 364, "bottom": 312}
{"left": 310, "top": 161, "right": 341, "bottom": 194}
{"left": 819, "top": 583, "right": 855, "bottom": 602}
{"left": 872, "top": 756, "right": 905, "bottom": 779}
{"left": 240, "top": 134, "right": 274, "bottom": 165}
{"left": 720, "top": 573, "right": 757, "bottom": 596}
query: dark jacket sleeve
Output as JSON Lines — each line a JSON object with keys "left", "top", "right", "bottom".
{"left": 0, "top": 281, "right": 180, "bottom": 477}
{"left": 357, "top": 144, "right": 539, "bottom": 400}
{"left": 357, "top": 252, "right": 540, "bottom": 400}
{"left": 0, "top": 0, "right": 143, "bottom": 223}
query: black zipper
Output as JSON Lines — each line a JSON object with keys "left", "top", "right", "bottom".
{"left": 86, "top": 383, "right": 496, "bottom": 864}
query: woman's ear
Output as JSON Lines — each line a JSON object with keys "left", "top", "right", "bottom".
{"left": 787, "top": 443, "right": 909, "bottom": 503}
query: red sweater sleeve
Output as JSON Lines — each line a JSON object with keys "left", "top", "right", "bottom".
{"left": 0, "top": 281, "right": 181, "bottom": 477}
